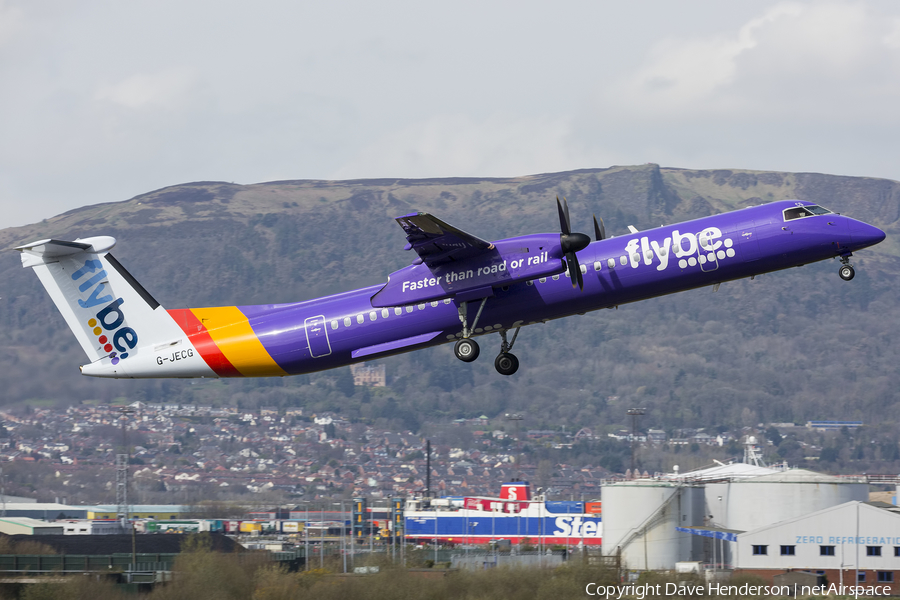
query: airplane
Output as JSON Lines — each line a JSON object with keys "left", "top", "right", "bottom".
{"left": 15, "top": 198, "right": 885, "bottom": 379}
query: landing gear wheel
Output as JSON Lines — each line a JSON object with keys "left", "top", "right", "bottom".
{"left": 839, "top": 264, "right": 855, "bottom": 281}
{"left": 494, "top": 352, "right": 519, "bottom": 376}
{"left": 454, "top": 338, "right": 480, "bottom": 362}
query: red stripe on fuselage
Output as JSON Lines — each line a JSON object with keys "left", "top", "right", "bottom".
{"left": 167, "top": 309, "right": 242, "bottom": 377}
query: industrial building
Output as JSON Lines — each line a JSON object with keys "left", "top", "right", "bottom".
{"left": 0, "top": 518, "right": 63, "bottom": 536}
{"left": 733, "top": 501, "right": 900, "bottom": 594}
{"left": 62, "top": 520, "right": 132, "bottom": 535}
{"left": 601, "top": 463, "right": 872, "bottom": 578}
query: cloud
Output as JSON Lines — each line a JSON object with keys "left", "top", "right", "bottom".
{"left": 95, "top": 67, "right": 199, "bottom": 111}
{"left": 600, "top": 2, "right": 900, "bottom": 121}
{"left": 331, "top": 113, "right": 615, "bottom": 179}
{"left": 0, "top": 1, "right": 24, "bottom": 47}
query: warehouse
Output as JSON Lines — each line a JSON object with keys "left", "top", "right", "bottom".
{"left": 734, "top": 501, "right": 900, "bottom": 594}
{"left": 0, "top": 517, "right": 63, "bottom": 536}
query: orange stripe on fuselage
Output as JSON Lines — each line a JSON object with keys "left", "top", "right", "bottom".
{"left": 188, "top": 307, "right": 288, "bottom": 377}
{"left": 167, "top": 309, "right": 242, "bottom": 377}
{"left": 168, "top": 307, "right": 287, "bottom": 377}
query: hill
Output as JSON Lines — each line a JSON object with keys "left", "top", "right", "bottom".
{"left": 1, "top": 164, "right": 898, "bottom": 437}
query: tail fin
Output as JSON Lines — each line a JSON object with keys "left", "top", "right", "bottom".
{"left": 16, "top": 236, "right": 185, "bottom": 368}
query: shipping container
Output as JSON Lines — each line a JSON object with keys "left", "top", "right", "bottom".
{"left": 239, "top": 521, "right": 262, "bottom": 533}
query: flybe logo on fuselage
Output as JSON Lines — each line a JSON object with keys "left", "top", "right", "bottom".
{"left": 72, "top": 259, "right": 138, "bottom": 365}
{"left": 621, "top": 226, "right": 736, "bottom": 271}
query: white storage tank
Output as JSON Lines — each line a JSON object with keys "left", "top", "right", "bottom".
{"left": 601, "top": 481, "right": 705, "bottom": 570}
{"left": 706, "top": 468, "right": 867, "bottom": 533}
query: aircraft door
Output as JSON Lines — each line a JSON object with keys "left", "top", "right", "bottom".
{"left": 738, "top": 220, "right": 761, "bottom": 261}
{"left": 304, "top": 315, "right": 332, "bottom": 358}
{"left": 696, "top": 229, "right": 719, "bottom": 272}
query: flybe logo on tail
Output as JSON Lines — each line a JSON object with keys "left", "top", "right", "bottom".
{"left": 72, "top": 259, "right": 138, "bottom": 365}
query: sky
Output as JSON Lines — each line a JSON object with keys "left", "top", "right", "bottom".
{"left": 2, "top": 0, "right": 900, "bottom": 227}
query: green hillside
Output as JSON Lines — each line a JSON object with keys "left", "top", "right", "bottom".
{"left": 1, "top": 164, "right": 898, "bottom": 437}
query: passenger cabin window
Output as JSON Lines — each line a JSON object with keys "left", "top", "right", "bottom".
{"left": 784, "top": 204, "right": 832, "bottom": 221}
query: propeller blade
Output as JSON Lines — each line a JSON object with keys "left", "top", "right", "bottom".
{"left": 554, "top": 196, "right": 589, "bottom": 291}
{"left": 564, "top": 253, "right": 585, "bottom": 290}
{"left": 556, "top": 196, "right": 571, "bottom": 235}
{"left": 593, "top": 215, "right": 606, "bottom": 241}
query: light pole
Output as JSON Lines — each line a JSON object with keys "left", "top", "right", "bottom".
{"left": 334, "top": 501, "right": 346, "bottom": 574}
{"left": 116, "top": 406, "right": 135, "bottom": 532}
{"left": 626, "top": 408, "right": 646, "bottom": 474}
{"left": 320, "top": 504, "right": 324, "bottom": 569}
{"left": 303, "top": 501, "right": 310, "bottom": 572}
{"left": 505, "top": 413, "right": 524, "bottom": 481}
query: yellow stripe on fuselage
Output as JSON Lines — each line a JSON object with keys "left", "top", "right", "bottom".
{"left": 189, "top": 306, "right": 287, "bottom": 377}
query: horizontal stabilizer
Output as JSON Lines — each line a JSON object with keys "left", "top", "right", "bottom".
{"left": 16, "top": 236, "right": 116, "bottom": 267}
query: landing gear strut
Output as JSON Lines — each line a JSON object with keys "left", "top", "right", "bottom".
{"left": 494, "top": 327, "right": 521, "bottom": 376}
{"left": 453, "top": 298, "right": 487, "bottom": 362}
{"left": 838, "top": 255, "right": 855, "bottom": 281}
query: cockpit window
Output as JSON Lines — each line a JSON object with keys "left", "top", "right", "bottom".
{"left": 784, "top": 205, "right": 832, "bottom": 221}
{"left": 806, "top": 205, "right": 832, "bottom": 215}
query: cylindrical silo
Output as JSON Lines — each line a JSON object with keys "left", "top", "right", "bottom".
{"left": 710, "top": 468, "right": 868, "bottom": 533}
{"left": 601, "top": 481, "right": 704, "bottom": 570}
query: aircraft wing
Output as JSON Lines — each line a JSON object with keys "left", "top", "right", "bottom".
{"left": 396, "top": 212, "right": 494, "bottom": 267}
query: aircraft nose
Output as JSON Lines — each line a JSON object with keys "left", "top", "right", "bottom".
{"left": 849, "top": 220, "right": 886, "bottom": 249}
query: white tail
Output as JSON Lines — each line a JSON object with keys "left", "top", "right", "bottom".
{"left": 16, "top": 237, "right": 187, "bottom": 372}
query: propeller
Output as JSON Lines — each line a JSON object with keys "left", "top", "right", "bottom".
{"left": 556, "top": 196, "right": 591, "bottom": 290}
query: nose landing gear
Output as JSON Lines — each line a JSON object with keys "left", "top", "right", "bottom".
{"left": 838, "top": 255, "right": 855, "bottom": 281}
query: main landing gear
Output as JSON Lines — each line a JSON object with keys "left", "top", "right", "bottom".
{"left": 838, "top": 255, "right": 855, "bottom": 281}
{"left": 452, "top": 299, "right": 521, "bottom": 375}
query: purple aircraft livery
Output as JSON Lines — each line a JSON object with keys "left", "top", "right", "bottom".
{"left": 15, "top": 198, "right": 885, "bottom": 378}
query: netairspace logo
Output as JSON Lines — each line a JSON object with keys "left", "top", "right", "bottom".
{"left": 584, "top": 582, "right": 892, "bottom": 599}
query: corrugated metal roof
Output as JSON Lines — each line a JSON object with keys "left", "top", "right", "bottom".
{"left": 676, "top": 463, "right": 777, "bottom": 481}
{"left": 733, "top": 468, "right": 864, "bottom": 484}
